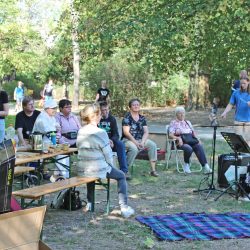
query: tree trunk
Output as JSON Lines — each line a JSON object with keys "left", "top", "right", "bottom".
{"left": 70, "top": 0, "right": 80, "bottom": 109}
{"left": 187, "top": 61, "right": 210, "bottom": 110}
{"left": 63, "top": 81, "right": 69, "bottom": 99}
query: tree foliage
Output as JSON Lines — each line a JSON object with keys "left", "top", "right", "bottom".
{"left": 0, "top": 0, "right": 249, "bottom": 108}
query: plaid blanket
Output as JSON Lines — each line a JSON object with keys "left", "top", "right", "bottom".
{"left": 136, "top": 213, "right": 250, "bottom": 241}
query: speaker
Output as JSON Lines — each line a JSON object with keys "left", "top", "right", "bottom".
{"left": 0, "top": 140, "right": 15, "bottom": 213}
{"left": 218, "top": 153, "right": 250, "bottom": 188}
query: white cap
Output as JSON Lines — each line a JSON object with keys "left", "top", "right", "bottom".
{"left": 44, "top": 99, "right": 57, "bottom": 109}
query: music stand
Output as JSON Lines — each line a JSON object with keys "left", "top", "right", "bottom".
{"left": 193, "top": 123, "right": 224, "bottom": 199}
{"left": 215, "top": 132, "right": 250, "bottom": 201}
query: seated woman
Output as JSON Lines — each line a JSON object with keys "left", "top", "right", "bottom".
{"left": 122, "top": 98, "right": 158, "bottom": 177}
{"left": 168, "top": 107, "right": 212, "bottom": 174}
{"left": 76, "top": 103, "right": 135, "bottom": 218}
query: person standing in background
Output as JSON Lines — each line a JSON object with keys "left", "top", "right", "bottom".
{"left": 0, "top": 89, "right": 9, "bottom": 143}
{"left": 231, "top": 70, "right": 248, "bottom": 92}
{"left": 42, "top": 79, "right": 54, "bottom": 102}
{"left": 222, "top": 77, "right": 250, "bottom": 145}
{"left": 95, "top": 80, "right": 110, "bottom": 103}
{"left": 14, "top": 81, "right": 24, "bottom": 112}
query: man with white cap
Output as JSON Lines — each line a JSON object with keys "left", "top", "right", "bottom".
{"left": 32, "top": 99, "right": 71, "bottom": 179}
{"left": 32, "top": 99, "right": 59, "bottom": 141}
{"left": 31, "top": 99, "right": 59, "bottom": 180}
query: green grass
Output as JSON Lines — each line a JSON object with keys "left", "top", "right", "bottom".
{"left": 5, "top": 115, "right": 16, "bottom": 128}
{"left": 41, "top": 138, "right": 250, "bottom": 249}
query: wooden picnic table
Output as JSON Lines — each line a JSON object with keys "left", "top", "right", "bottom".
{"left": 15, "top": 148, "right": 78, "bottom": 165}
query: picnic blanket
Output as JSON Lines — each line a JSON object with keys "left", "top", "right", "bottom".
{"left": 136, "top": 212, "right": 250, "bottom": 241}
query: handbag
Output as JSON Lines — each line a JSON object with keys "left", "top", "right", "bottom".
{"left": 179, "top": 120, "right": 199, "bottom": 146}
{"left": 180, "top": 133, "right": 199, "bottom": 146}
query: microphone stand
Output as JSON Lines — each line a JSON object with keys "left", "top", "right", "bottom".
{"left": 193, "top": 118, "right": 224, "bottom": 199}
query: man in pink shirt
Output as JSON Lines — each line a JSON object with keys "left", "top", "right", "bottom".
{"left": 54, "top": 99, "right": 81, "bottom": 178}
{"left": 55, "top": 99, "right": 81, "bottom": 147}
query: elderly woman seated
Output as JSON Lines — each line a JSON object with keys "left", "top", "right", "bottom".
{"left": 168, "top": 107, "right": 212, "bottom": 174}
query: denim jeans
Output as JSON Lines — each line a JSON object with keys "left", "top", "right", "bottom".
{"left": 0, "top": 119, "right": 5, "bottom": 143}
{"left": 87, "top": 167, "right": 128, "bottom": 207}
{"left": 178, "top": 143, "right": 207, "bottom": 166}
{"left": 112, "top": 138, "right": 128, "bottom": 173}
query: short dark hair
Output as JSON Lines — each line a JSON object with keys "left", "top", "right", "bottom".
{"left": 128, "top": 98, "right": 141, "bottom": 108}
{"left": 59, "top": 99, "right": 71, "bottom": 109}
{"left": 99, "top": 101, "right": 108, "bottom": 108}
{"left": 22, "top": 96, "right": 33, "bottom": 107}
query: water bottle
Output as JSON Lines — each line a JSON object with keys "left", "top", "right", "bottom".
{"left": 5, "top": 124, "right": 15, "bottom": 140}
{"left": 50, "top": 132, "right": 56, "bottom": 145}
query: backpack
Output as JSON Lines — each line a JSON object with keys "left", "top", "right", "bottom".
{"left": 50, "top": 189, "right": 68, "bottom": 209}
{"left": 61, "top": 188, "right": 84, "bottom": 211}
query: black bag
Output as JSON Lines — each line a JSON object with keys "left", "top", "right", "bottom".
{"left": 61, "top": 188, "right": 83, "bottom": 210}
{"left": 239, "top": 165, "right": 250, "bottom": 196}
{"left": 180, "top": 133, "right": 199, "bottom": 146}
{"left": 62, "top": 132, "right": 78, "bottom": 140}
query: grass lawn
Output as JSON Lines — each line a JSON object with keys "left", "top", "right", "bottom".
{"left": 5, "top": 115, "right": 16, "bottom": 128}
{"left": 41, "top": 138, "right": 250, "bottom": 250}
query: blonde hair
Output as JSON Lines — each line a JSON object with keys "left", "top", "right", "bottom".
{"left": 79, "top": 103, "right": 100, "bottom": 123}
{"left": 175, "top": 106, "right": 185, "bottom": 115}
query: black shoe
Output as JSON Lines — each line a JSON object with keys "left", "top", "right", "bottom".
{"left": 125, "top": 173, "right": 132, "bottom": 180}
{"left": 43, "top": 173, "right": 51, "bottom": 180}
{"left": 150, "top": 171, "right": 159, "bottom": 177}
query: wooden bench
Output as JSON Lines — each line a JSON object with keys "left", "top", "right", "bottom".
{"left": 12, "top": 176, "right": 110, "bottom": 212}
{"left": 14, "top": 166, "right": 35, "bottom": 176}
{"left": 14, "top": 166, "right": 36, "bottom": 189}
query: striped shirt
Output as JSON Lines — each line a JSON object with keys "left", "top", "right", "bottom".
{"left": 76, "top": 124, "right": 112, "bottom": 179}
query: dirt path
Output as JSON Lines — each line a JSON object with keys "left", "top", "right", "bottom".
{"left": 139, "top": 107, "right": 234, "bottom": 127}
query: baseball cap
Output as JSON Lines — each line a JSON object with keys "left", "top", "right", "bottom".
{"left": 44, "top": 99, "right": 57, "bottom": 109}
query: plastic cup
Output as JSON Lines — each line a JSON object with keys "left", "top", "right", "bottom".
{"left": 62, "top": 143, "right": 70, "bottom": 151}
{"left": 43, "top": 143, "right": 50, "bottom": 153}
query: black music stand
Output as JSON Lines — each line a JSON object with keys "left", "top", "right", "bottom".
{"left": 193, "top": 122, "right": 224, "bottom": 199}
{"left": 215, "top": 132, "right": 250, "bottom": 201}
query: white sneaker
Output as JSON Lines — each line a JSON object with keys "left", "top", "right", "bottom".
{"left": 83, "top": 202, "right": 92, "bottom": 212}
{"left": 121, "top": 205, "right": 135, "bottom": 218}
{"left": 183, "top": 163, "right": 191, "bottom": 174}
{"left": 239, "top": 196, "right": 250, "bottom": 202}
{"left": 204, "top": 164, "right": 212, "bottom": 174}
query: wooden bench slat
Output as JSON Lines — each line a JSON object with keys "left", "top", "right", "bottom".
{"left": 14, "top": 166, "right": 35, "bottom": 176}
{"left": 12, "top": 176, "right": 98, "bottom": 199}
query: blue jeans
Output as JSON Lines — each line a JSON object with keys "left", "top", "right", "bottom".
{"left": 178, "top": 143, "right": 207, "bottom": 166}
{"left": 87, "top": 167, "right": 128, "bottom": 207}
{"left": 0, "top": 119, "right": 5, "bottom": 143}
{"left": 112, "top": 138, "right": 128, "bottom": 173}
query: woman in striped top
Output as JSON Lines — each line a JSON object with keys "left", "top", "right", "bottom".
{"left": 77, "top": 103, "right": 134, "bottom": 218}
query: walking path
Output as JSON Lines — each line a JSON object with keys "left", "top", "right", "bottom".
{"left": 9, "top": 102, "right": 232, "bottom": 141}
{"left": 116, "top": 119, "right": 232, "bottom": 140}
